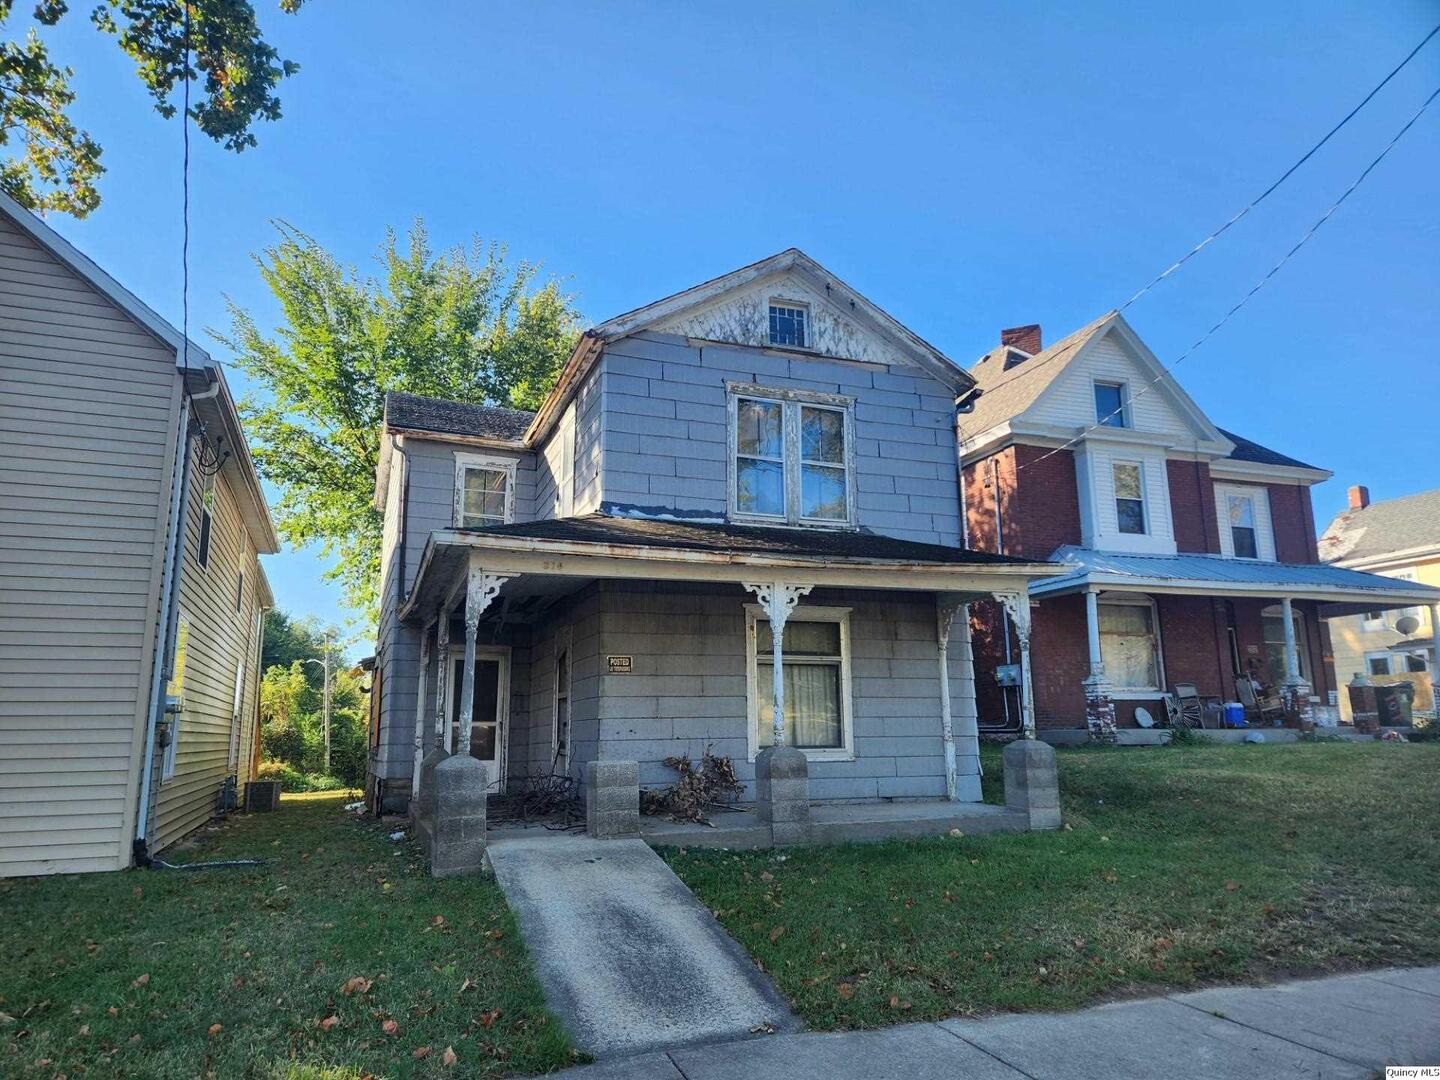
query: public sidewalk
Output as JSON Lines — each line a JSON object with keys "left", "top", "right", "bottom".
{"left": 548, "top": 965, "right": 1440, "bottom": 1079}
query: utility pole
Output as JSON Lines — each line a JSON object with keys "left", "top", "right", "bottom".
{"left": 305, "top": 628, "right": 335, "bottom": 772}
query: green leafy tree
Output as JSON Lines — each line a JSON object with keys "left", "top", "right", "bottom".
{"left": 0, "top": 0, "right": 304, "bottom": 216}
{"left": 221, "top": 220, "right": 581, "bottom": 623}
{"left": 261, "top": 608, "right": 330, "bottom": 677}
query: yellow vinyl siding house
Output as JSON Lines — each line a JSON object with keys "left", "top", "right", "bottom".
{"left": 0, "top": 192, "right": 278, "bottom": 876}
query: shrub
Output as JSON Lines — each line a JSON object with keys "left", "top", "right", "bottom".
{"left": 255, "top": 760, "right": 353, "bottom": 793}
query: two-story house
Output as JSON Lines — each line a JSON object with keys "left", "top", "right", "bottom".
{"left": 368, "top": 250, "right": 1058, "bottom": 822}
{"left": 1319, "top": 485, "right": 1440, "bottom": 722}
{"left": 959, "top": 313, "right": 1440, "bottom": 740}
{"left": 0, "top": 191, "right": 278, "bottom": 876}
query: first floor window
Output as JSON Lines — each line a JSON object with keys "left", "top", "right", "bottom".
{"left": 1404, "top": 652, "right": 1428, "bottom": 674}
{"left": 750, "top": 610, "right": 851, "bottom": 754}
{"left": 1227, "top": 494, "right": 1259, "bottom": 559}
{"left": 1099, "top": 600, "right": 1162, "bottom": 691}
{"left": 1113, "top": 462, "right": 1146, "bottom": 535}
{"left": 1262, "top": 604, "right": 1311, "bottom": 685}
{"left": 1366, "top": 653, "right": 1393, "bottom": 678}
{"left": 454, "top": 454, "right": 515, "bottom": 527}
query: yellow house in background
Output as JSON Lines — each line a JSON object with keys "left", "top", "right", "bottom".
{"left": 1320, "top": 485, "right": 1440, "bottom": 722}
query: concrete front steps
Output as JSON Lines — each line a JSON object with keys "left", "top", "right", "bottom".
{"left": 640, "top": 799, "right": 1028, "bottom": 849}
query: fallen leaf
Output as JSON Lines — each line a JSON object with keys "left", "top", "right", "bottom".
{"left": 1225, "top": 881, "right": 1238, "bottom": 892}
{"left": 381, "top": 1019, "right": 399, "bottom": 1035}
{"left": 836, "top": 982, "right": 854, "bottom": 1000}
{"left": 207, "top": 1023, "right": 222, "bottom": 1037}
{"left": 459, "top": 978, "right": 472, "bottom": 995}
{"left": 442, "top": 1045, "right": 458, "bottom": 1067}
{"left": 77, "top": 1025, "right": 89, "bottom": 1036}
{"left": 106, "top": 1008, "right": 118, "bottom": 1018}
{"left": 486, "top": 929, "right": 504, "bottom": 940}
{"left": 768, "top": 925, "right": 786, "bottom": 943}
{"left": 341, "top": 976, "right": 372, "bottom": 995}
{"left": 479, "top": 1009, "right": 500, "bottom": 1029}
{"left": 412, "top": 1046, "right": 432, "bottom": 1059}
{"left": 130, "top": 975, "right": 149, "bottom": 989}
{"left": 759, "top": 870, "right": 774, "bottom": 883}
{"left": 319, "top": 1016, "right": 339, "bottom": 1031}
{"left": 430, "top": 915, "right": 446, "bottom": 927}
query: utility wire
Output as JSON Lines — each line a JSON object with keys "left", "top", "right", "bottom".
{"left": 1115, "top": 20, "right": 1440, "bottom": 314}
{"left": 180, "top": 0, "right": 191, "bottom": 380}
{"left": 1017, "top": 82, "right": 1440, "bottom": 474}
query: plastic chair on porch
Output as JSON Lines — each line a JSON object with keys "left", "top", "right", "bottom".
{"left": 1236, "top": 677, "right": 1285, "bottom": 726}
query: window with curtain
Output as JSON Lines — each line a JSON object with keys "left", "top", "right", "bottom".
{"left": 1227, "top": 493, "right": 1259, "bottom": 559}
{"left": 732, "top": 389, "right": 852, "bottom": 525}
{"left": 1261, "top": 604, "right": 1310, "bottom": 685}
{"left": 752, "top": 614, "right": 850, "bottom": 752}
{"left": 454, "top": 453, "right": 515, "bottom": 528}
{"left": 1099, "top": 601, "right": 1161, "bottom": 691}
{"left": 1113, "top": 462, "right": 1146, "bottom": 535}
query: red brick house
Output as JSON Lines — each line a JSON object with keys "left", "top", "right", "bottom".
{"left": 959, "top": 314, "right": 1440, "bottom": 740}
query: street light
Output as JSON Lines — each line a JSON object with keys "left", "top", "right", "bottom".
{"left": 304, "top": 635, "right": 334, "bottom": 771}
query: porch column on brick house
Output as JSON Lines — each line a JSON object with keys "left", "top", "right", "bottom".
{"left": 995, "top": 591, "right": 1037, "bottom": 739}
{"left": 410, "top": 622, "right": 434, "bottom": 797}
{"left": 1082, "top": 588, "right": 1117, "bottom": 744}
{"left": 1278, "top": 596, "right": 1313, "bottom": 724}
{"left": 937, "top": 596, "right": 970, "bottom": 800}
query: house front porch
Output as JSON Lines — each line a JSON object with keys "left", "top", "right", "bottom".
{"left": 385, "top": 514, "right": 1059, "bottom": 871}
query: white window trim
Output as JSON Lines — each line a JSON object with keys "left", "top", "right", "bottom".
{"left": 1214, "top": 483, "right": 1275, "bottom": 561}
{"left": 727, "top": 383, "right": 856, "bottom": 528}
{"left": 1112, "top": 459, "right": 1149, "bottom": 537}
{"left": 743, "top": 603, "right": 854, "bottom": 762}
{"left": 551, "top": 626, "right": 573, "bottom": 773}
{"left": 440, "top": 644, "right": 511, "bottom": 792}
{"left": 1360, "top": 611, "right": 1388, "bottom": 631}
{"left": 1099, "top": 594, "right": 1167, "bottom": 698}
{"left": 767, "top": 297, "right": 813, "bottom": 351}
{"left": 1364, "top": 651, "right": 1394, "bottom": 677}
{"left": 1092, "top": 378, "right": 1129, "bottom": 428}
{"left": 162, "top": 612, "right": 192, "bottom": 781}
{"left": 453, "top": 452, "right": 518, "bottom": 528}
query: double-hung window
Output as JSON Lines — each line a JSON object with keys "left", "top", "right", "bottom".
{"left": 1365, "top": 652, "right": 1393, "bottom": 678}
{"left": 1094, "top": 381, "right": 1128, "bottom": 428}
{"left": 1099, "top": 599, "right": 1163, "bottom": 693}
{"left": 454, "top": 453, "right": 517, "bottom": 528}
{"left": 731, "top": 386, "right": 853, "bottom": 526}
{"left": 1112, "top": 461, "right": 1146, "bottom": 535}
{"left": 1227, "top": 493, "right": 1259, "bottom": 559}
{"left": 747, "top": 607, "right": 852, "bottom": 758}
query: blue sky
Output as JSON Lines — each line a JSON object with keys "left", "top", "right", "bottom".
{"left": 33, "top": 1, "right": 1440, "bottom": 639}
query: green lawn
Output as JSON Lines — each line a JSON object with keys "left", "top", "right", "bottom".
{"left": 1, "top": 793, "right": 576, "bottom": 1079}
{"left": 665, "top": 741, "right": 1440, "bottom": 1029}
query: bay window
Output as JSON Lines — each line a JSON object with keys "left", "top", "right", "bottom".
{"left": 747, "top": 607, "right": 852, "bottom": 758}
{"left": 730, "top": 385, "right": 854, "bottom": 526}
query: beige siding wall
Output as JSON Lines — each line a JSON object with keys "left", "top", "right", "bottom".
{"left": 152, "top": 465, "right": 266, "bottom": 851}
{"left": 0, "top": 213, "right": 178, "bottom": 876}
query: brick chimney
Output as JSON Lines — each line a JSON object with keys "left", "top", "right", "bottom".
{"left": 1000, "top": 324, "right": 1042, "bottom": 359}
{"left": 1347, "top": 485, "right": 1370, "bottom": 510}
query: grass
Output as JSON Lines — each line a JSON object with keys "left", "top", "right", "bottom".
{"left": 664, "top": 741, "right": 1440, "bottom": 1029}
{"left": 1, "top": 793, "right": 576, "bottom": 1079}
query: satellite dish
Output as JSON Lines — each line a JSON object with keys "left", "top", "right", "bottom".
{"left": 1395, "top": 614, "right": 1421, "bottom": 636}
{"left": 1134, "top": 706, "right": 1155, "bottom": 728}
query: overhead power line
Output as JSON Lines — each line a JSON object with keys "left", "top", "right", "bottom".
{"left": 1017, "top": 81, "right": 1440, "bottom": 474}
{"left": 1116, "top": 20, "right": 1440, "bottom": 314}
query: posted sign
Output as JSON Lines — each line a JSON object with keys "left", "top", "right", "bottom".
{"left": 606, "top": 655, "right": 633, "bottom": 674}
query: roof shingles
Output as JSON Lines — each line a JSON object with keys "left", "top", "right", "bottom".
{"left": 385, "top": 391, "right": 534, "bottom": 442}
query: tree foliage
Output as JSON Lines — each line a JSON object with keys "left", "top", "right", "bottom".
{"left": 0, "top": 0, "right": 303, "bottom": 216}
{"left": 222, "top": 220, "right": 581, "bottom": 623}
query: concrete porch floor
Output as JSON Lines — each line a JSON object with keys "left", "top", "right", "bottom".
{"left": 640, "top": 799, "right": 1028, "bottom": 849}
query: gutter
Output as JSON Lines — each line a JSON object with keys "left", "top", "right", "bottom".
{"left": 134, "top": 377, "right": 217, "bottom": 864}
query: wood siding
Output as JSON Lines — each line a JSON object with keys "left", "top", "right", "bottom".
{"left": 0, "top": 213, "right": 178, "bottom": 876}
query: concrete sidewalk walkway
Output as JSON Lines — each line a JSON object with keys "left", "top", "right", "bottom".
{"left": 548, "top": 965, "right": 1440, "bottom": 1079}
{"left": 485, "top": 832, "right": 797, "bottom": 1058}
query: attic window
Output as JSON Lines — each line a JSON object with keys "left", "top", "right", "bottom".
{"left": 1094, "top": 381, "right": 1128, "bottom": 428}
{"left": 768, "top": 302, "right": 808, "bottom": 348}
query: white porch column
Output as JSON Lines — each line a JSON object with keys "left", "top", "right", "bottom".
{"left": 1279, "top": 596, "right": 1313, "bottom": 724}
{"left": 454, "top": 567, "right": 513, "bottom": 757}
{"left": 742, "top": 580, "right": 814, "bottom": 746}
{"left": 996, "top": 591, "right": 1036, "bottom": 739}
{"left": 1081, "top": 588, "right": 1117, "bottom": 744}
{"left": 1431, "top": 604, "right": 1440, "bottom": 720}
{"left": 937, "top": 596, "right": 973, "bottom": 800}
{"left": 410, "top": 624, "right": 433, "bottom": 796}
{"left": 433, "top": 608, "right": 451, "bottom": 752}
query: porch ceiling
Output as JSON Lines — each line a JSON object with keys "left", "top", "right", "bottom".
{"left": 1031, "top": 545, "right": 1440, "bottom": 618}
{"left": 398, "top": 515, "right": 1059, "bottom": 624}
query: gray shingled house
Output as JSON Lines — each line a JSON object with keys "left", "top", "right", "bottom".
{"left": 367, "top": 250, "right": 1059, "bottom": 852}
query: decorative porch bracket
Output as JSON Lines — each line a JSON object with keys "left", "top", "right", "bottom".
{"left": 742, "top": 580, "right": 814, "bottom": 746}
{"left": 454, "top": 568, "right": 515, "bottom": 757}
{"left": 995, "top": 591, "right": 1037, "bottom": 739}
{"left": 936, "top": 596, "right": 969, "bottom": 800}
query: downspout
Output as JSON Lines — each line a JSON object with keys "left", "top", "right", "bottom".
{"left": 134, "top": 377, "right": 217, "bottom": 865}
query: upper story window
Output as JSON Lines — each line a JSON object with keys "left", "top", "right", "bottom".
{"left": 1093, "top": 380, "right": 1128, "bottom": 428}
{"left": 1361, "top": 610, "right": 1387, "bottom": 631}
{"left": 1227, "top": 493, "right": 1259, "bottom": 558}
{"left": 1214, "top": 483, "right": 1274, "bottom": 561}
{"left": 1113, "top": 461, "right": 1146, "bottom": 534}
{"left": 453, "top": 452, "right": 517, "bottom": 528}
{"left": 730, "top": 385, "right": 853, "bottom": 526}
{"left": 768, "top": 302, "right": 809, "bottom": 348}
{"left": 196, "top": 504, "right": 214, "bottom": 569}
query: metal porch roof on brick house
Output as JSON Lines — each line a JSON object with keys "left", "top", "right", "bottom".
{"left": 1031, "top": 545, "right": 1440, "bottom": 617}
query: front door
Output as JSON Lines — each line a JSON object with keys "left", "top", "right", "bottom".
{"left": 446, "top": 648, "right": 508, "bottom": 793}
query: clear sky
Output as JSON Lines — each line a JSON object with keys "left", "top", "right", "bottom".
{"left": 32, "top": 1, "right": 1440, "bottom": 640}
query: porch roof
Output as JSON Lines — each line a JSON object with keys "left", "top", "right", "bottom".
{"left": 399, "top": 513, "right": 1059, "bottom": 623}
{"left": 1031, "top": 545, "right": 1440, "bottom": 617}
